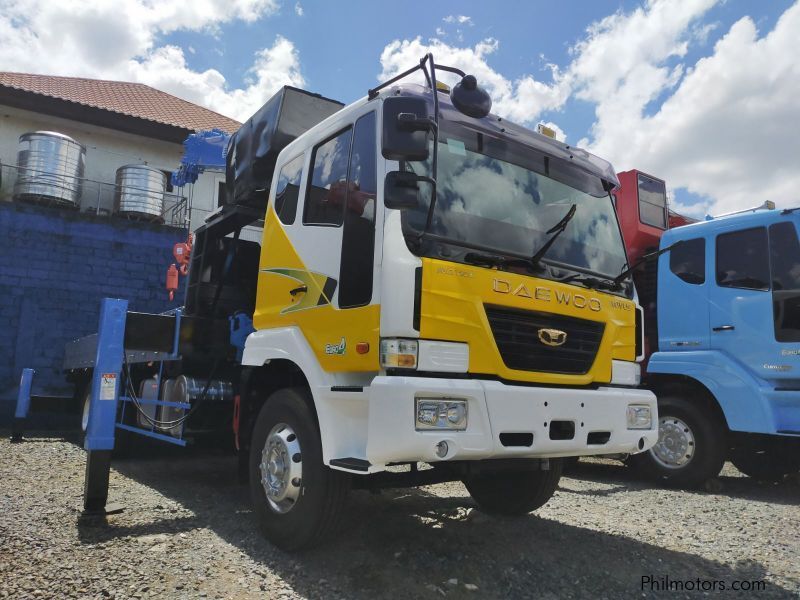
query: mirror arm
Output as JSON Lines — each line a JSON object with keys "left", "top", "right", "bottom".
{"left": 368, "top": 61, "right": 425, "bottom": 100}
{"left": 421, "top": 54, "right": 441, "bottom": 238}
{"left": 433, "top": 64, "right": 466, "bottom": 78}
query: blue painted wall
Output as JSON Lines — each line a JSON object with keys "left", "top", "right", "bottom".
{"left": 0, "top": 201, "right": 186, "bottom": 425}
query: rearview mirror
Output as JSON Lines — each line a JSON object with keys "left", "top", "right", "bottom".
{"left": 385, "top": 171, "right": 431, "bottom": 210}
{"left": 382, "top": 96, "right": 431, "bottom": 162}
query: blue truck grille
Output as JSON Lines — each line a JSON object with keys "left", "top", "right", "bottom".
{"left": 485, "top": 305, "right": 605, "bottom": 375}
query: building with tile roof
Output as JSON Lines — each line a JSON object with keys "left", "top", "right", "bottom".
{"left": 0, "top": 72, "right": 245, "bottom": 231}
{"left": 0, "top": 72, "right": 241, "bottom": 142}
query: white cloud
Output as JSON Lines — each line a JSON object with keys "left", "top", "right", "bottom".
{"left": 379, "top": 37, "right": 568, "bottom": 124}
{"left": 128, "top": 36, "right": 304, "bottom": 121}
{"left": 382, "top": 0, "right": 800, "bottom": 214}
{"left": 443, "top": 15, "right": 473, "bottom": 26}
{"left": 0, "top": 0, "right": 299, "bottom": 122}
{"left": 295, "top": 2, "right": 303, "bottom": 16}
{"left": 577, "top": 0, "right": 800, "bottom": 214}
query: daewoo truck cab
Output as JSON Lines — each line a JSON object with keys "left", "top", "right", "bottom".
{"left": 615, "top": 170, "right": 800, "bottom": 486}
{"left": 235, "top": 57, "right": 657, "bottom": 548}
{"left": 67, "top": 56, "right": 657, "bottom": 550}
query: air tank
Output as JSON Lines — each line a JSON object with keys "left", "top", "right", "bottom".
{"left": 114, "top": 164, "right": 166, "bottom": 221}
{"left": 13, "top": 131, "right": 86, "bottom": 206}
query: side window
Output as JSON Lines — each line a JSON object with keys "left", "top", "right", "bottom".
{"left": 669, "top": 238, "right": 705, "bottom": 284}
{"left": 638, "top": 173, "right": 667, "bottom": 229}
{"left": 339, "top": 112, "right": 377, "bottom": 308}
{"left": 274, "top": 154, "right": 304, "bottom": 225}
{"left": 769, "top": 221, "right": 800, "bottom": 342}
{"left": 716, "top": 227, "right": 769, "bottom": 290}
{"left": 304, "top": 128, "right": 353, "bottom": 226}
{"left": 769, "top": 222, "right": 800, "bottom": 291}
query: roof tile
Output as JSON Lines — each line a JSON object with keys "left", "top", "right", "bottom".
{"left": 0, "top": 72, "right": 241, "bottom": 134}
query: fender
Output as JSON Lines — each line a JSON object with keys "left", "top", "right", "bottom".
{"left": 647, "top": 350, "right": 777, "bottom": 434}
{"left": 242, "top": 326, "right": 374, "bottom": 468}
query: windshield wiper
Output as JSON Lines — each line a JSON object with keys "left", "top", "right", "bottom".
{"left": 529, "top": 204, "right": 577, "bottom": 267}
{"left": 611, "top": 240, "right": 684, "bottom": 287}
{"left": 559, "top": 273, "right": 622, "bottom": 292}
{"left": 463, "top": 252, "right": 541, "bottom": 273}
{"left": 559, "top": 240, "right": 684, "bottom": 292}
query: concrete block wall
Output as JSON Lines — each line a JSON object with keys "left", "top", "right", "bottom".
{"left": 0, "top": 201, "right": 187, "bottom": 425}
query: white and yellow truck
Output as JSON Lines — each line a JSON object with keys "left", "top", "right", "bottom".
{"left": 68, "top": 55, "right": 657, "bottom": 550}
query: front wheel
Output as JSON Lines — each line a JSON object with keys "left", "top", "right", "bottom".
{"left": 249, "top": 387, "right": 349, "bottom": 551}
{"left": 629, "top": 393, "right": 726, "bottom": 488}
{"left": 463, "top": 459, "right": 563, "bottom": 515}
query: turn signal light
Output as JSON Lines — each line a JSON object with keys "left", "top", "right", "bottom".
{"left": 380, "top": 339, "right": 418, "bottom": 369}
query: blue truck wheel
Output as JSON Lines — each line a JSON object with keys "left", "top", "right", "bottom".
{"left": 630, "top": 393, "right": 726, "bottom": 487}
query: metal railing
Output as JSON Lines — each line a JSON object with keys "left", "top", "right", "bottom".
{"left": 0, "top": 162, "right": 189, "bottom": 228}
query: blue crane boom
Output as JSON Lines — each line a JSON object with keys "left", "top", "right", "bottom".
{"left": 171, "top": 128, "right": 230, "bottom": 187}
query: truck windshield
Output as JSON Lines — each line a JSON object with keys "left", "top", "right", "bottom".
{"left": 400, "top": 124, "right": 629, "bottom": 282}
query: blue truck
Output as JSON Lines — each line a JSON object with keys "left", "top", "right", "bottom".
{"left": 615, "top": 170, "right": 800, "bottom": 486}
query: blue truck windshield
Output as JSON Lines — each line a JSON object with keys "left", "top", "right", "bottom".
{"left": 401, "top": 126, "right": 628, "bottom": 280}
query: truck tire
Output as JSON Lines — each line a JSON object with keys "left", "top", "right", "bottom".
{"left": 249, "top": 387, "right": 349, "bottom": 551}
{"left": 463, "top": 459, "right": 563, "bottom": 515}
{"left": 730, "top": 448, "right": 800, "bottom": 482}
{"left": 629, "top": 393, "right": 726, "bottom": 487}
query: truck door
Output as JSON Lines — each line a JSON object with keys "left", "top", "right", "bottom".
{"left": 767, "top": 219, "right": 800, "bottom": 361}
{"left": 707, "top": 225, "right": 795, "bottom": 382}
{"left": 260, "top": 111, "right": 380, "bottom": 372}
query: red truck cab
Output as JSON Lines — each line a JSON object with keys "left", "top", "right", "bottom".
{"left": 613, "top": 170, "right": 696, "bottom": 360}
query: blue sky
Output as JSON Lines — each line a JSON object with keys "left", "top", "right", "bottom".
{"left": 1, "top": 0, "right": 798, "bottom": 216}
{"left": 161, "top": 1, "right": 789, "bottom": 119}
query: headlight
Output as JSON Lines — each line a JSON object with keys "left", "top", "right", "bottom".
{"left": 380, "top": 339, "right": 418, "bottom": 369}
{"left": 415, "top": 398, "right": 468, "bottom": 430}
{"left": 626, "top": 405, "right": 652, "bottom": 430}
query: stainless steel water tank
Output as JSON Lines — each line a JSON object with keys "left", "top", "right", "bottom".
{"left": 14, "top": 131, "right": 86, "bottom": 206}
{"left": 114, "top": 164, "right": 166, "bottom": 221}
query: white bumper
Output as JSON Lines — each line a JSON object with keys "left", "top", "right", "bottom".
{"left": 365, "top": 376, "right": 657, "bottom": 467}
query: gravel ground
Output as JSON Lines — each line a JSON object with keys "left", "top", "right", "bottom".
{"left": 1, "top": 435, "right": 798, "bottom": 599}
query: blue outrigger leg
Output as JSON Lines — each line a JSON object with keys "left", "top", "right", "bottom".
{"left": 83, "top": 298, "right": 128, "bottom": 515}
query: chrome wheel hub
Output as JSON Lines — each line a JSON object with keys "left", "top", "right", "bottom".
{"left": 259, "top": 423, "right": 302, "bottom": 514}
{"left": 651, "top": 415, "right": 695, "bottom": 469}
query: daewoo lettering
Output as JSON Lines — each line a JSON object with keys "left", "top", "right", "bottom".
{"left": 493, "top": 278, "right": 602, "bottom": 312}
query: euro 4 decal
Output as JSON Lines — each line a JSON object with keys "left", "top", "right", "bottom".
{"left": 325, "top": 337, "right": 346, "bottom": 355}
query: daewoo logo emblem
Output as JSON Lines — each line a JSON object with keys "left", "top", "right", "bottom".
{"left": 538, "top": 328, "right": 567, "bottom": 347}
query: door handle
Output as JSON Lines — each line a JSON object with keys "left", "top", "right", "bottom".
{"left": 290, "top": 285, "right": 308, "bottom": 297}
{"left": 712, "top": 325, "right": 735, "bottom": 332}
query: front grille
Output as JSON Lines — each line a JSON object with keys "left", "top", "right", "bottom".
{"left": 485, "top": 305, "right": 605, "bottom": 374}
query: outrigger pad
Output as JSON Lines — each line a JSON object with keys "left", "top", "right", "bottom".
{"left": 9, "top": 417, "right": 25, "bottom": 443}
{"left": 80, "top": 503, "right": 124, "bottom": 517}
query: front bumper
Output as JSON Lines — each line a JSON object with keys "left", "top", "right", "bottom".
{"left": 365, "top": 376, "right": 657, "bottom": 467}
